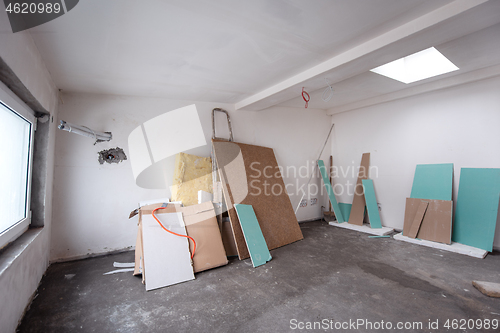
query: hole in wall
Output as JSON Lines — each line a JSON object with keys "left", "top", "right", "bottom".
{"left": 98, "top": 147, "right": 127, "bottom": 165}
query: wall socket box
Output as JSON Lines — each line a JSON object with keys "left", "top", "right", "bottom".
{"left": 310, "top": 198, "right": 317, "bottom": 206}
{"left": 300, "top": 199, "right": 308, "bottom": 207}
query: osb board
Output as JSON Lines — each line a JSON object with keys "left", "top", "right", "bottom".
{"left": 212, "top": 140, "right": 303, "bottom": 260}
{"left": 171, "top": 152, "right": 212, "bottom": 206}
{"left": 403, "top": 198, "right": 453, "bottom": 244}
{"left": 348, "top": 153, "right": 370, "bottom": 226}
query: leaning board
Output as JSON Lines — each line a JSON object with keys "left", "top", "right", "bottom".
{"left": 410, "top": 163, "right": 453, "bottom": 201}
{"left": 212, "top": 140, "right": 303, "bottom": 260}
{"left": 452, "top": 168, "right": 500, "bottom": 252}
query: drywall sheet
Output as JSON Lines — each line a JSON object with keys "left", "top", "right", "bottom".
{"left": 171, "top": 152, "right": 212, "bottom": 206}
{"left": 403, "top": 198, "right": 453, "bottom": 244}
{"left": 362, "top": 179, "right": 381, "bottom": 228}
{"left": 339, "top": 203, "right": 352, "bottom": 221}
{"left": 318, "top": 160, "right": 344, "bottom": 223}
{"left": 452, "top": 168, "right": 500, "bottom": 252}
{"left": 142, "top": 212, "right": 194, "bottom": 291}
{"left": 407, "top": 201, "right": 428, "bottom": 239}
{"left": 181, "top": 202, "right": 228, "bottom": 272}
{"left": 348, "top": 153, "right": 370, "bottom": 226}
{"left": 234, "top": 204, "right": 272, "bottom": 267}
{"left": 410, "top": 163, "right": 453, "bottom": 200}
{"left": 212, "top": 140, "right": 303, "bottom": 260}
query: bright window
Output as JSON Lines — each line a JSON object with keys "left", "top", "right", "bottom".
{"left": 370, "top": 47, "right": 459, "bottom": 84}
{"left": 0, "top": 86, "right": 34, "bottom": 249}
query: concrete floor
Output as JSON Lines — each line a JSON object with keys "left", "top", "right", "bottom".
{"left": 18, "top": 220, "right": 500, "bottom": 332}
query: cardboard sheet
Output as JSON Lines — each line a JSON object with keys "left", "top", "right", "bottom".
{"left": 403, "top": 198, "right": 452, "bottom": 244}
{"left": 452, "top": 168, "right": 500, "bottom": 252}
{"left": 407, "top": 201, "right": 429, "bottom": 239}
{"left": 181, "top": 202, "right": 228, "bottom": 272}
{"left": 141, "top": 212, "right": 194, "bottom": 291}
{"left": 348, "top": 153, "right": 370, "bottom": 226}
{"left": 318, "top": 160, "right": 344, "bottom": 223}
{"left": 234, "top": 204, "right": 272, "bottom": 267}
{"left": 362, "top": 179, "right": 381, "bottom": 228}
{"left": 410, "top": 163, "right": 453, "bottom": 201}
{"left": 212, "top": 140, "right": 303, "bottom": 260}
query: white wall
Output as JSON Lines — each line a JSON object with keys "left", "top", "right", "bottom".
{"left": 329, "top": 75, "right": 500, "bottom": 249}
{"left": 51, "top": 93, "right": 331, "bottom": 261}
{"left": 0, "top": 8, "right": 59, "bottom": 332}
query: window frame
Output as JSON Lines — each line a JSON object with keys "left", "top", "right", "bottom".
{"left": 0, "top": 81, "right": 36, "bottom": 250}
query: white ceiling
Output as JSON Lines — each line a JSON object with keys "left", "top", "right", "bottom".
{"left": 28, "top": 0, "right": 500, "bottom": 112}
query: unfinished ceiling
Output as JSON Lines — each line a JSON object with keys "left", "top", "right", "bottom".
{"left": 27, "top": 0, "right": 500, "bottom": 112}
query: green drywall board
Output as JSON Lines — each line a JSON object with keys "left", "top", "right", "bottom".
{"left": 338, "top": 203, "right": 352, "bottom": 222}
{"left": 410, "top": 163, "right": 453, "bottom": 200}
{"left": 318, "top": 160, "right": 345, "bottom": 223}
{"left": 452, "top": 168, "right": 500, "bottom": 252}
{"left": 362, "top": 179, "right": 382, "bottom": 228}
{"left": 234, "top": 204, "right": 272, "bottom": 267}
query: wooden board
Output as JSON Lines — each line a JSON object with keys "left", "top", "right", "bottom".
{"left": 318, "top": 160, "right": 344, "bottom": 223}
{"left": 348, "top": 153, "right": 370, "bottom": 226}
{"left": 212, "top": 140, "right": 303, "bottom": 260}
{"left": 452, "top": 168, "right": 500, "bottom": 252}
{"left": 393, "top": 233, "right": 488, "bottom": 259}
{"left": 472, "top": 281, "right": 500, "bottom": 298}
{"left": 403, "top": 198, "right": 452, "bottom": 244}
{"left": 235, "top": 204, "right": 272, "bottom": 267}
{"left": 362, "top": 179, "right": 381, "bottom": 228}
{"left": 407, "top": 201, "right": 429, "bottom": 239}
{"left": 410, "top": 163, "right": 453, "bottom": 201}
{"left": 142, "top": 212, "right": 194, "bottom": 291}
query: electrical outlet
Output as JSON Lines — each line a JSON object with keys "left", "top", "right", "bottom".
{"left": 310, "top": 198, "right": 318, "bottom": 206}
{"left": 300, "top": 199, "right": 307, "bottom": 207}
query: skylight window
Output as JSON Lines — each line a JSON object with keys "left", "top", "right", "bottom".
{"left": 370, "top": 47, "right": 459, "bottom": 84}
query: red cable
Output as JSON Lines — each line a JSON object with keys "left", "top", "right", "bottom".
{"left": 302, "top": 87, "right": 310, "bottom": 108}
{"left": 152, "top": 207, "right": 196, "bottom": 259}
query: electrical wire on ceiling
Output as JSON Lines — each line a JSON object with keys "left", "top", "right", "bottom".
{"left": 322, "top": 78, "right": 334, "bottom": 102}
{"left": 302, "top": 87, "right": 310, "bottom": 108}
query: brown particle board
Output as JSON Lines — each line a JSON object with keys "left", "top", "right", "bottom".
{"left": 212, "top": 140, "right": 303, "bottom": 260}
{"left": 348, "top": 153, "right": 370, "bottom": 226}
{"left": 407, "top": 201, "right": 429, "bottom": 239}
{"left": 403, "top": 198, "right": 453, "bottom": 244}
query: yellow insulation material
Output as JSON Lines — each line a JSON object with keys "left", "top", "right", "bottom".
{"left": 171, "top": 152, "right": 212, "bottom": 206}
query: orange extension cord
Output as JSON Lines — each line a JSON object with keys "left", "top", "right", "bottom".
{"left": 152, "top": 207, "right": 196, "bottom": 259}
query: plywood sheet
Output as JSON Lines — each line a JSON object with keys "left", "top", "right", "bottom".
{"left": 235, "top": 204, "right": 272, "bottom": 267}
{"left": 348, "top": 153, "right": 370, "bottom": 226}
{"left": 141, "top": 212, "right": 194, "bottom": 291}
{"left": 318, "top": 160, "right": 344, "bottom": 223}
{"left": 212, "top": 140, "right": 303, "bottom": 260}
{"left": 407, "top": 201, "right": 428, "bottom": 239}
{"left": 362, "top": 179, "right": 381, "bottom": 228}
{"left": 452, "top": 168, "right": 500, "bottom": 252}
{"left": 410, "top": 163, "right": 453, "bottom": 201}
{"left": 403, "top": 198, "right": 452, "bottom": 244}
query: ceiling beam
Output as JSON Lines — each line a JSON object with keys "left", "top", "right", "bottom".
{"left": 234, "top": 0, "right": 489, "bottom": 111}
